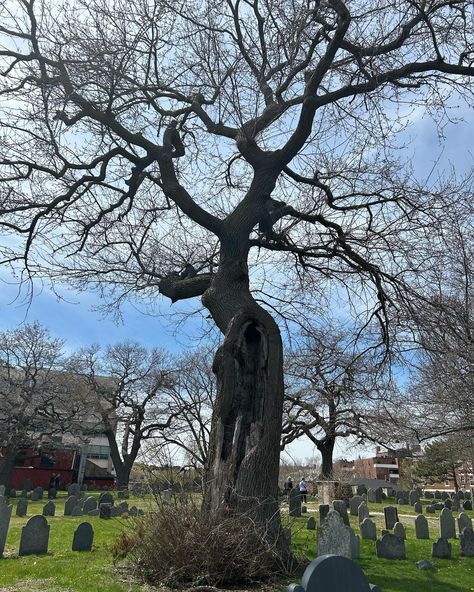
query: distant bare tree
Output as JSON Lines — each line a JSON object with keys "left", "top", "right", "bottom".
{"left": 0, "top": 322, "right": 78, "bottom": 489}
{"left": 69, "top": 342, "right": 176, "bottom": 490}
{"left": 282, "top": 325, "right": 394, "bottom": 478}
{"left": 2, "top": 0, "right": 474, "bottom": 547}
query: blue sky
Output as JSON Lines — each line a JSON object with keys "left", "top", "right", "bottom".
{"left": 1, "top": 101, "right": 473, "bottom": 463}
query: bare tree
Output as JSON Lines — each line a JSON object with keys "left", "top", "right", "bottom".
{"left": 0, "top": 322, "right": 78, "bottom": 489}
{"left": 69, "top": 341, "right": 176, "bottom": 490}
{"left": 282, "top": 326, "right": 393, "bottom": 478}
{"left": 1, "top": 0, "right": 474, "bottom": 545}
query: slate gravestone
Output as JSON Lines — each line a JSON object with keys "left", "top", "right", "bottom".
{"left": 30, "top": 491, "right": 40, "bottom": 502}
{"left": 463, "top": 500, "right": 473, "bottom": 511}
{"left": 432, "top": 537, "right": 451, "bottom": 559}
{"left": 110, "top": 506, "right": 120, "bottom": 517}
{"left": 434, "top": 490, "right": 442, "bottom": 499}
{"left": 288, "top": 554, "right": 381, "bottom": 592}
{"left": 384, "top": 506, "right": 398, "bottom": 530}
{"left": 83, "top": 496, "right": 98, "bottom": 513}
{"left": 356, "top": 484, "right": 367, "bottom": 496}
{"left": 415, "top": 514, "right": 429, "bottom": 539}
{"left": 349, "top": 496, "right": 364, "bottom": 516}
{"left": 374, "top": 488, "right": 383, "bottom": 503}
{"left": 72, "top": 522, "right": 94, "bottom": 552}
{"left": 458, "top": 512, "right": 473, "bottom": 535}
{"left": 0, "top": 485, "right": 5, "bottom": 496}
{"left": 33, "top": 486, "right": 43, "bottom": 500}
{"left": 99, "top": 492, "right": 114, "bottom": 506}
{"left": 47, "top": 488, "right": 57, "bottom": 500}
{"left": 42, "top": 501, "right": 55, "bottom": 517}
{"left": 458, "top": 491, "right": 465, "bottom": 500}
{"left": 64, "top": 495, "right": 79, "bottom": 516}
{"left": 367, "top": 488, "right": 376, "bottom": 503}
{"left": 393, "top": 522, "right": 406, "bottom": 540}
{"left": 20, "top": 490, "right": 28, "bottom": 498}
{"left": 460, "top": 527, "right": 474, "bottom": 557}
{"left": 425, "top": 491, "right": 434, "bottom": 499}
{"left": 433, "top": 502, "right": 444, "bottom": 510}
{"left": 444, "top": 498, "right": 452, "bottom": 509}
{"left": 99, "top": 503, "right": 111, "bottom": 519}
{"left": 409, "top": 490, "right": 419, "bottom": 505}
{"left": 18, "top": 515, "right": 50, "bottom": 556}
{"left": 118, "top": 490, "right": 130, "bottom": 499}
{"left": 414, "top": 501, "right": 423, "bottom": 513}
{"left": 397, "top": 491, "right": 409, "bottom": 505}
{"left": 68, "top": 483, "right": 81, "bottom": 496}
{"left": 289, "top": 488, "right": 302, "bottom": 517}
{"left": 16, "top": 498, "right": 28, "bottom": 517}
{"left": 441, "top": 492, "right": 449, "bottom": 500}
{"left": 465, "top": 492, "right": 472, "bottom": 500}
{"left": 439, "top": 507, "right": 456, "bottom": 539}
{"left": 88, "top": 509, "right": 100, "bottom": 516}
{"left": 350, "top": 531, "right": 360, "bottom": 560}
{"left": 452, "top": 498, "right": 460, "bottom": 511}
{"left": 376, "top": 533, "right": 406, "bottom": 559}
{"left": 0, "top": 503, "right": 12, "bottom": 557}
{"left": 360, "top": 517, "right": 376, "bottom": 541}
{"left": 358, "top": 502, "right": 369, "bottom": 525}
{"left": 9, "top": 489, "right": 16, "bottom": 498}
{"left": 333, "top": 500, "right": 349, "bottom": 526}
{"left": 426, "top": 505, "right": 435, "bottom": 513}
{"left": 301, "top": 506, "right": 307, "bottom": 514}
{"left": 71, "top": 505, "right": 83, "bottom": 516}
{"left": 317, "top": 510, "right": 352, "bottom": 559}
{"left": 129, "top": 506, "right": 138, "bottom": 517}
{"left": 307, "top": 516, "right": 316, "bottom": 530}
{"left": 319, "top": 504, "right": 329, "bottom": 524}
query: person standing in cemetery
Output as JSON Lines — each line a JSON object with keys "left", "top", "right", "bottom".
{"left": 299, "top": 478, "right": 308, "bottom": 503}
{"left": 48, "top": 474, "right": 56, "bottom": 490}
{"left": 54, "top": 474, "right": 61, "bottom": 491}
{"left": 284, "top": 477, "right": 293, "bottom": 498}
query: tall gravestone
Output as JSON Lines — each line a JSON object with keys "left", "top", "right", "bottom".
{"left": 367, "top": 488, "right": 376, "bottom": 503}
{"left": 414, "top": 501, "right": 423, "bottom": 513}
{"left": 0, "top": 503, "right": 12, "bottom": 557}
{"left": 360, "top": 517, "right": 376, "bottom": 541}
{"left": 289, "top": 488, "right": 302, "bottom": 517}
{"left": 16, "top": 498, "right": 28, "bottom": 517}
{"left": 42, "top": 501, "right": 55, "bottom": 517}
{"left": 306, "top": 516, "right": 316, "bottom": 530}
{"left": 376, "top": 533, "right": 406, "bottom": 559}
{"left": 19, "top": 515, "right": 50, "bottom": 556}
{"left": 439, "top": 507, "right": 456, "bottom": 539}
{"left": 415, "top": 514, "right": 429, "bottom": 539}
{"left": 460, "top": 527, "right": 474, "bottom": 557}
{"left": 349, "top": 495, "right": 363, "bottom": 517}
{"left": 393, "top": 522, "right": 406, "bottom": 540}
{"left": 99, "top": 491, "right": 114, "bottom": 506}
{"left": 319, "top": 504, "right": 329, "bottom": 524}
{"left": 64, "top": 495, "right": 79, "bottom": 516}
{"left": 83, "top": 496, "right": 98, "bottom": 514}
{"left": 358, "top": 501, "right": 369, "bottom": 524}
{"left": 384, "top": 506, "right": 398, "bottom": 530}
{"left": 72, "top": 522, "right": 94, "bottom": 551}
{"left": 317, "top": 510, "right": 351, "bottom": 559}
{"left": 332, "top": 500, "right": 349, "bottom": 526}
{"left": 458, "top": 513, "right": 473, "bottom": 535}
{"left": 409, "top": 490, "right": 419, "bottom": 505}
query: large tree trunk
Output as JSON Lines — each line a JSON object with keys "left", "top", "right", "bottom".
{"left": 0, "top": 444, "right": 17, "bottom": 490}
{"left": 317, "top": 437, "right": 336, "bottom": 479}
{"left": 202, "top": 257, "right": 286, "bottom": 550}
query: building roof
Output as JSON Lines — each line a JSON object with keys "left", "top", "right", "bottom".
{"left": 350, "top": 478, "right": 401, "bottom": 492}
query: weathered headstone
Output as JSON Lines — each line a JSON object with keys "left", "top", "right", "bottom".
{"left": 465, "top": 491, "right": 472, "bottom": 500}
{"left": 350, "top": 530, "right": 360, "bottom": 560}
{"left": 99, "top": 491, "right": 114, "bottom": 506}
{"left": 414, "top": 501, "right": 423, "bottom": 513}
{"left": 306, "top": 516, "right": 316, "bottom": 530}
{"left": 358, "top": 501, "right": 369, "bottom": 524}
{"left": 319, "top": 504, "right": 329, "bottom": 524}
{"left": 30, "top": 491, "right": 40, "bottom": 502}
{"left": 117, "top": 501, "right": 129, "bottom": 515}
{"left": 367, "top": 488, "right": 376, "bottom": 503}
{"left": 288, "top": 555, "right": 381, "bottom": 592}
{"left": 317, "top": 510, "right": 351, "bottom": 559}
{"left": 452, "top": 498, "right": 460, "bottom": 511}
{"left": 439, "top": 507, "right": 456, "bottom": 539}
{"left": 434, "top": 490, "right": 441, "bottom": 499}
{"left": 16, "top": 498, "right": 28, "bottom": 517}
{"left": 356, "top": 484, "right": 367, "bottom": 496}
{"left": 432, "top": 537, "right": 451, "bottom": 559}
{"left": 349, "top": 495, "right": 364, "bottom": 516}
{"left": 441, "top": 491, "right": 449, "bottom": 500}
{"left": 118, "top": 490, "right": 129, "bottom": 499}
{"left": 425, "top": 491, "right": 434, "bottom": 499}
{"left": 409, "top": 490, "right": 419, "bottom": 505}
{"left": 83, "top": 496, "right": 98, "bottom": 513}
{"left": 99, "top": 503, "right": 111, "bottom": 519}
{"left": 87, "top": 509, "right": 100, "bottom": 516}
{"left": 22, "top": 479, "right": 33, "bottom": 492}
{"left": 33, "top": 486, "right": 43, "bottom": 500}
{"left": 68, "top": 483, "right": 81, "bottom": 497}
{"left": 458, "top": 491, "right": 465, "bottom": 500}
{"left": 18, "top": 515, "right": 50, "bottom": 556}
{"left": 460, "top": 527, "right": 474, "bottom": 557}
{"left": 360, "top": 517, "right": 376, "bottom": 540}
{"left": 289, "top": 488, "right": 302, "bottom": 517}
{"left": 72, "top": 522, "right": 94, "bottom": 552}
{"left": 64, "top": 495, "right": 79, "bottom": 516}
{"left": 0, "top": 485, "right": 5, "bottom": 496}
{"left": 415, "top": 514, "right": 429, "bottom": 539}
{"left": 332, "top": 500, "right": 349, "bottom": 526}
{"left": 301, "top": 506, "right": 307, "bottom": 514}
{"left": 71, "top": 505, "right": 83, "bottom": 516}
{"left": 0, "top": 503, "right": 12, "bottom": 557}
{"left": 444, "top": 498, "right": 452, "bottom": 509}
{"left": 426, "top": 505, "right": 435, "bottom": 513}
{"left": 457, "top": 512, "right": 473, "bottom": 535}
{"left": 463, "top": 500, "right": 473, "bottom": 511}
{"left": 393, "top": 522, "right": 406, "bottom": 540}
{"left": 384, "top": 506, "right": 399, "bottom": 530}
{"left": 376, "top": 533, "right": 406, "bottom": 559}
{"left": 433, "top": 502, "right": 444, "bottom": 510}
{"left": 42, "top": 501, "right": 55, "bottom": 517}
{"left": 129, "top": 506, "right": 138, "bottom": 516}
{"left": 47, "top": 487, "right": 57, "bottom": 500}
{"left": 9, "top": 489, "right": 16, "bottom": 498}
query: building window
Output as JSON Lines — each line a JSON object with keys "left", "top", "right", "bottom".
{"left": 40, "top": 453, "right": 55, "bottom": 467}
{"left": 86, "top": 444, "right": 110, "bottom": 459}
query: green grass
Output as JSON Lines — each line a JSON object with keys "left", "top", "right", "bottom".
{"left": 1, "top": 493, "right": 473, "bottom": 592}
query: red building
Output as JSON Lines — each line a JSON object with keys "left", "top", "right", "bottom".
{"left": 335, "top": 446, "right": 404, "bottom": 484}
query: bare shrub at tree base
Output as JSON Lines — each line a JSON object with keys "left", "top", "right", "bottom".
{"left": 112, "top": 498, "right": 295, "bottom": 586}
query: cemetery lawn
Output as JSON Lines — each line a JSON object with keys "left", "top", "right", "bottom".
{"left": 2, "top": 494, "right": 474, "bottom": 592}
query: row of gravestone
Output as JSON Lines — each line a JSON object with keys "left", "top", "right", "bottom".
{"left": 425, "top": 490, "right": 472, "bottom": 500}
{"left": 14, "top": 495, "right": 144, "bottom": 519}
{"left": 0, "top": 506, "right": 94, "bottom": 557}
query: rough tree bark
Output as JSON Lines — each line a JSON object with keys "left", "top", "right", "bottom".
{"left": 317, "top": 436, "right": 336, "bottom": 479}
{"left": 0, "top": 445, "right": 17, "bottom": 490}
